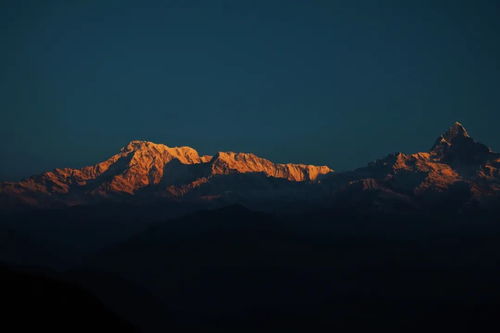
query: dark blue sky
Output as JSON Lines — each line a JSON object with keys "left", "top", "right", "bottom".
{"left": 1, "top": 0, "right": 499, "bottom": 180}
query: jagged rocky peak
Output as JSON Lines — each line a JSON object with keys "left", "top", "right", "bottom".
{"left": 0, "top": 139, "right": 336, "bottom": 208}
{"left": 210, "top": 151, "right": 333, "bottom": 181}
{"left": 431, "top": 122, "right": 470, "bottom": 152}
{"left": 210, "top": 151, "right": 276, "bottom": 174}
{"left": 119, "top": 140, "right": 204, "bottom": 165}
{"left": 443, "top": 121, "right": 469, "bottom": 141}
{"left": 430, "top": 122, "right": 495, "bottom": 170}
{"left": 211, "top": 151, "right": 267, "bottom": 166}
{"left": 121, "top": 140, "right": 163, "bottom": 152}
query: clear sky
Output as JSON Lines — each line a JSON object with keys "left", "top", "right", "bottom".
{"left": 1, "top": 0, "right": 499, "bottom": 180}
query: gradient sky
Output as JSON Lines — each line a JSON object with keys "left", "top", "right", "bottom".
{"left": 1, "top": 0, "right": 499, "bottom": 180}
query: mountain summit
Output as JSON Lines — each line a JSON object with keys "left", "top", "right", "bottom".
{"left": 0, "top": 142, "right": 333, "bottom": 208}
{"left": 1, "top": 122, "right": 499, "bottom": 211}
{"left": 431, "top": 122, "right": 495, "bottom": 170}
{"left": 322, "top": 122, "right": 500, "bottom": 212}
{"left": 437, "top": 121, "right": 469, "bottom": 141}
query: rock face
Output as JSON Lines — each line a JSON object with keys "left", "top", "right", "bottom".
{"left": 1, "top": 122, "right": 499, "bottom": 211}
{"left": 430, "top": 122, "right": 497, "bottom": 175}
{"left": 210, "top": 152, "right": 331, "bottom": 181}
{"left": 324, "top": 122, "right": 500, "bottom": 212}
{"left": 0, "top": 141, "right": 333, "bottom": 208}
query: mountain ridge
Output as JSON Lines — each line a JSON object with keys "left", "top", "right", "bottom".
{"left": 0, "top": 140, "right": 333, "bottom": 208}
{"left": 320, "top": 122, "right": 500, "bottom": 213}
{"left": 1, "top": 122, "right": 499, "bottom": 210}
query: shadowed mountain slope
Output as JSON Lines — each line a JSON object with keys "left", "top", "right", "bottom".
{"left": 322, "top": 122, "right": 500, "bottom": 213}
{"left": 1, "top": 122, "right": 499, "bottom": 212}
{"left": 0, "top": 141, "right": 332, "bottom": 208}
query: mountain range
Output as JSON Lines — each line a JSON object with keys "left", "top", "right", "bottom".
{"left": 2, "top": 122, "right": 500, "bottom": 333}
{"left": 1, "top": 122, "right": 499, "bottom": 211}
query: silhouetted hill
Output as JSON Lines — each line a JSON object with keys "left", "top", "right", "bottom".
{"left": 64, "top": 269, "right": 172, "bottom": 333}
{"left": 84, "top": 205, "right": 500, "bottom": 332}
{"left": 0, "top": 264, "right": 137, "bottom": 332}
{"left": 2, "top": 122, "right": 500, "bottom": 332}
{"left": 0, "top": 201, "right": 214, "bottom": 268}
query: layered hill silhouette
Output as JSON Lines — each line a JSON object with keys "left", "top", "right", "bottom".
{"left": 1, "top": 122, "right": 499, "bottom": 211}
{"left": 2, "top": 123, "right": 500, "bottom": 333}
{"left": 84, "top": 204, "right": 500, "bottom": 333}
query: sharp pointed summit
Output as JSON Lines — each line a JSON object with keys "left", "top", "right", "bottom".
{"left": 430, "top": 122, "right": 494, "bottom": 168}
{"left": 1, "top": 124, "right": 499, "bottom": 210}
{"left": 443, "top": 122, "right": 469, "bottom": 140}
{"left": 431, "top": 121, "right": 470, "bottom": 152}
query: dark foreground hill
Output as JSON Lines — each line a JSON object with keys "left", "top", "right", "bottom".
{"left": 1, "top": 203, "right": 500, "bottom": 332}
{"left": 0, "top": 264, "right": 137, "bottom": 332}
{"left": 83, "top": 205, "right": 500, "bottom": 333}
{"left": 1, "top": 122, "right": 500, "bottom": 332}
